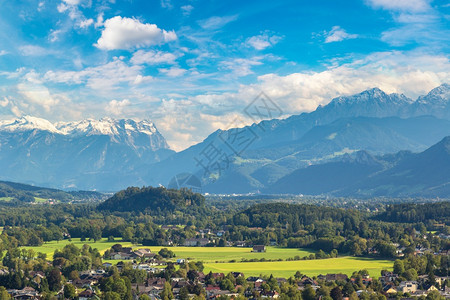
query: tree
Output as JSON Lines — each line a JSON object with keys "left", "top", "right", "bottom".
{"left": 160, "top": 282, "right": 174, "bottom": 300}
{"left": 63, "top": 284, "right": 76, "bottom": 299}
{"left": 393, "top": 260, "right": 405, "bottom": 275}
{"left": 47, "top": 268, "right": 62, "bottom": 292}
{"left": 343, "top": 282, "right": 355, "bottom": 296}
{"left": 179, "top": 287, "right": 189, "bottom": 300}
{"left": 331, "top": 286, "right": 343, "bottom": 300}
{"left": 302, "top": 285, "right": 316, "bottom": 300}
{"left": 0, "top": 287, "right": 11, "bottom": 300}
{"left": 104, "top": 291, "right": 121, "bottom": 300}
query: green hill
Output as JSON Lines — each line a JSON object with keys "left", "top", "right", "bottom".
{"left": 97, "top": 186, "right": 205, "bottom": 212}
{"left": 0, "top": 180, "right": 104, "bottom": 203}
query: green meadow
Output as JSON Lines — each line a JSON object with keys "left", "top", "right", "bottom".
{"left": 203, "top": 257, "right": 393, "bottom": 278}
{"left": 137, "top": 246, "right": 315, "bottom": 262}
{"left": 22, "top": 239, "right": 392, "bottom": 278}
{"left": 22, "top": 238, "right": 133, "bottom": 259}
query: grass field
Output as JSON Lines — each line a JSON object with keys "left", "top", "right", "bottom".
{"left": 203, "top": 257, "right": 393, "bottom": 278}
{"left": 0, "top": 197, "right": 13, "bottom": 202}
{"left": 22, "top": 239, "right": 392, "bottom": 278}
{"left": 34, "top": 197, "right": 49, "bottom": 203}
{"left": 135, "top": 246, "right": 316, "bottom": 263}
{"left": 22, "top": 238, "right": 133, "bottom": 259}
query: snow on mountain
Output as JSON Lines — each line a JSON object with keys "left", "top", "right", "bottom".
{"left": 0, "top": 116, "right": 162, "bottom": 141}
{"left": 0, "top": 116, "right": 62, "bottom": 133}
{"left": 56, "top": 118, "right": 158, "bottom": 137}
{"left": 414, "top": 83, "right": 450, "bottom": 106}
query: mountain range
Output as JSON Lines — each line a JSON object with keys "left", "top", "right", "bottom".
{"left": 145, "top": 84, "right": 450, "bottom": 196}
{"left": 0, "top": 83, "right": 449, "bottom": 196}
{"left": 0, "top": 117, "right": 173, "bottom": 190}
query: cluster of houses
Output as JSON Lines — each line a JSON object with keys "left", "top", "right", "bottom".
{"left": 5, "top": 260, "right": 449, "bottom": 300}
{"left": 108, "top": 247, "right": 155, "bottom": 260}
{"left": 3, "top": 245, "right": 450, "bottom": 300}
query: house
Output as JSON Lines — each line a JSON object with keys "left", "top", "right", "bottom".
{"left": 423, "top": 284, "right": 438, "bottom": 293}
{"left": 133, "top": 264, "right": 159, "bottom": 273}
{"left": 325, "top": 274, "right": 348, "bottom": 281}
{"left": 252, "top": 245, "right": 266, "bottom": 252}
{"left": 133, "top": 248, "right": 155, "bottom": 258}
{"left": 148, "top": 259, "right": 166, "bottom": 266}
{"left": 261, "top": 290, "right": 280, "bottom": 298}
{"left": 398, "top": 281, "right": 418, "bottom": 293}
{"left": 78, "top": 289, "right": 99, "bottom": 300}
{"left": 176, "top": 258, "right": 186, "bottom": 264}
{"left": 383, "top": 283, "right": 397, "bottom": 294}
{"left": 102, "top": 262, "right": 112, "bottom": 268}
{"left": 109, "top": 252, "right": 134, "bottom": 260}
{"left": 8, "top": 287, "right": 40, "bottom": 300}
{"left": 234, "top": 241, "right": 246, "bottom": 247}
{"left": 379, "top": 272, "right": 398, "bottom": 284}
{"left": 216, "top": 230, "right": 225, "bottom": 237}
{"left": 184, "top": 238, "right": 210, "bottom": 247}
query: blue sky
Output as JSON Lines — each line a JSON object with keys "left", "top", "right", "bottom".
{"left": 0, "top": 0, "right": 449, "bottom": 150}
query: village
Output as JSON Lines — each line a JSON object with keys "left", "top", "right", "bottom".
{"left": 4, "top": 243, "right": 450, "bottom": 300}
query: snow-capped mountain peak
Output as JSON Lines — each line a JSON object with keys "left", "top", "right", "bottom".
{"left": 56, "top": 118, "right": 158, "bottom": 137}
{"left": 415, "top": 83, "right": 450, "bottom": 105}
{"left": 0, "top": 115, "right": 61, "bottom": 133}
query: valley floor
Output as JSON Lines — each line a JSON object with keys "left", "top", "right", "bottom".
{"left": 22, "top": 238, "right": 392, "bottom": 278}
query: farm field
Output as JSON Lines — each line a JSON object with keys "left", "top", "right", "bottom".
{"left": 138, "top": 246, "right": 316, "bottom": 262}
{"left": 203, "top": 257, "right": 393, "bottom": 278}
{"left": 22, "top": 238, "right": 133, "bottom": 258}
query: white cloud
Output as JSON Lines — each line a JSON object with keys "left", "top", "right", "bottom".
{"left": 158, "top": 67, "right": 187, "bottom": 77}
{"left": 247, "top": 33, "right": 282, "bottom": 50}
{"left": 106, "top": 99, "right": 131, "bottom": 115}
{"left": 95, "top": 16, "right": 177, "bottom": 50}
{"left": 17, "top": 83, "right": 60, "bottom": 113}
{"left": 131, "top": 50, "right": 178, "bottom": 65}
{"left": 95, "top": 13, "right": 104, "bottom": 28}
{"left": 49, "top": 29, "right": 63, "bottom": 42}
{"left": 79, "top": 18, "right": 94, "bottom": 28}
{"left": 37, "top": 2, "right": 45, "bottom": 11}
{"left": 62, "top": 0, "right": 82, "bottom": 5}
{"left": 366, "top": 0, "right": 431, "bottom": 12}
{"left": 198, "top": 15, "right": 238, "bottom": 30}
{"left": 0, "top": 50, "right": 8, "bottom": 56}
{"left": 324, "top": 26, "right": 358, "bottom": 43}
{"left": 0, "top": 97, "right": 9, "bottom": 107}
{"left": 221, "top": 57, "right": 263, "bottom": 77}
{"left": 160, "top": 0, "right": 173, "bottom": 9}
{"left": 181, "top": 5, "right": 194, "bottom": 16}
{"left": 44, "top": 58, "right": 151, "bottom": 91}
{"left": 19, "top": 45, "right": 56, "bottom": 56}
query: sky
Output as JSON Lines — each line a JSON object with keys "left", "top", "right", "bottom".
{"left": 0, "top": 0, "right": 449, "bottom": 151}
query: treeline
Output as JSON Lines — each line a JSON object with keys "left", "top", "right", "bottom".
{"left": 375, "top": 202, "right": 450, "bottom": 224}
{"left": 0, "top": 196, "right": 449, "bottom": 260}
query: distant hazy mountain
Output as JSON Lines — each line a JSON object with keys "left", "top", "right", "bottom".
{"left": 266, "top": 136, "right": 450, "bottom": 197}
{"left": 146, "top": 84, "right": 450, "bottom": 194}
{"left": 0, "top": 116, "right": 174, "bottom": 190}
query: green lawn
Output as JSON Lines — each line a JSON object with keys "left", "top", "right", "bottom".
{"left": 135, "top": 246, "right": 315, "bottom": 263}
{"left": 34, "top": 197, "right": 50, "bottom": 203}
{"left": 0, "top": 197, "right": 13, "bottom": 202}
{"left": 22, "top": 238, "right": 133, "bottom": 259}
{"left": 203, "top": 257, "right": 393, "bottom": 278}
